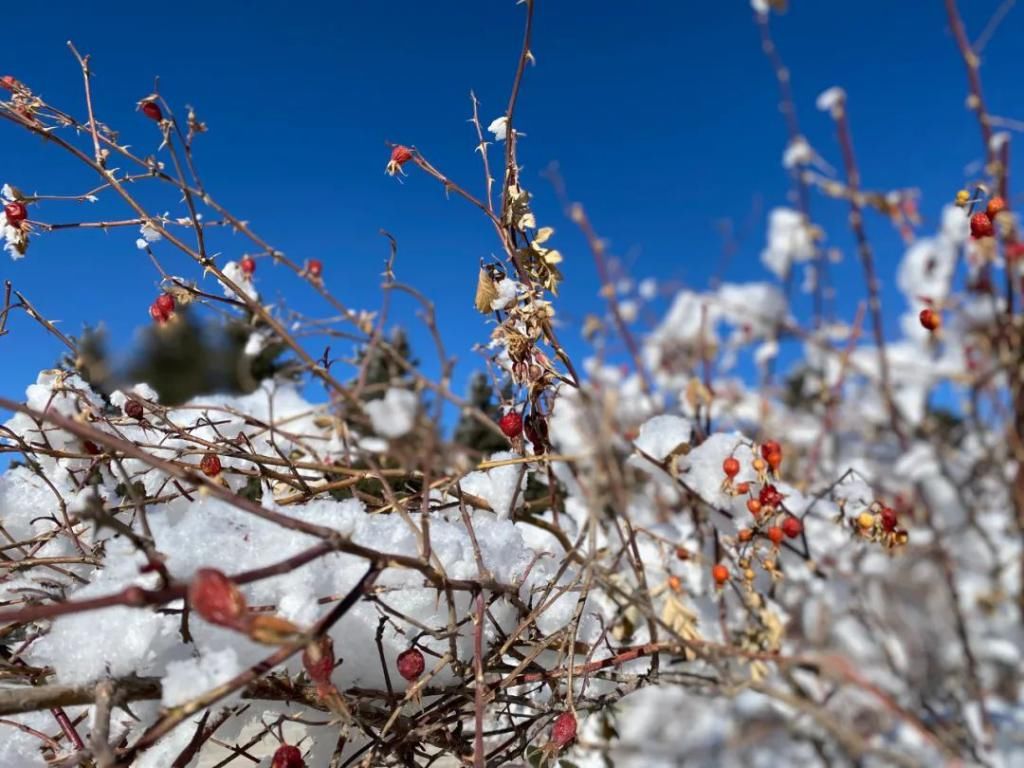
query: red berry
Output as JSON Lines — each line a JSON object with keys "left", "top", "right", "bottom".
{"left": 271, "top": 744, "right": 305, "bottom": 768}
{"left": 83, "top": 440, "right": 102, "bottom": 456}
{"left": 747, "top": 498, "right": 762, "bottom": 516}
{"left": 386, "top": 145, "right": 414, "bottom": 175}
{"left": 4, "top": 201, "right": 27, "bottom": 226}
{"left": 0, "top": 75, "right": 19, "bottom": 91}
{"left": 919, "top": 308, "right": 941, "bottom": 332}
{"left": 970, "top": 212, "right": 993, "bottom": 239}
{"left": 758, "top": 484, "right": 783, "bottom": 509}
{"left": 141, "top": 101, "right": 163, "bottom": 122}
{"left": 188, "top": 568, "right": 248, "bottom": 630}
{"left": 302, "top": 635, "right": 335, "bottom": 685}
{"left": 761, "top": 440, "right": 782, "bottom": 470}
{"left": 499, "top": 411, "right": 522, "bottom": 438}
{"left": 240, "top": 256, "right": 256, "bottom": 276}
{"left": 397, "top": 647, "right": 425, "bottom": 681}
{"left": 782, "top": 516, "right": 803, "bottom": 539}
{"left": 155, "top": 293, "right": 175, "bottom": 314}
{"left": 124, "top": 399, "right": 144, "bottom": 419}
{"left": 735, "top": 481, "right": 750, "bottom": 495}
{"left": 767, "top": 526, "right": 784, "bottom": 545}
{"left": 880, "top": 506, "right": 898, "bottom": 532}
{"left": 391, "top": 145, "right": 413, "bottom": 166}
{"left": 308, "top": 259, "right": 323, "bottom": 278}
{"left": 987, "top": 196, "right": 1007, "bottom": 219}
{"left": 149, "top": 302, "right": 170, "bottom": 324}
{"left": 722, "top": 457, "right": 740, "bottom": 478}
{"left": 550, "top": 711, "right": 577, "bottom": 749}
{"left": 712, "top": 563, "right": 729, "bottom": 585}
{"left": 199, "top": 453, "right": 222, "bottom": 478}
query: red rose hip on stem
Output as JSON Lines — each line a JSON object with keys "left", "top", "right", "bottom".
{"left": 880, "top": 506, "right": 898, "bottom": 532}
{"left": 188, "top": 568, "right": 248, "bottom": 629}
{"left": 550, "top": 711, "right": 577, "bottom": 749}
{"left": 919, "top": 308, "right": 941, "bottom": 332}
{"left": 722, "top": 457, "right": 740, "bottom": 478}
{"left": 391, "top": 145, "right": 413, "bottom": 166}
{"left": 499, "top": 411, "right": 522, "bottom": 438}
{"left": 782, "top": 515, "right": 803, "bottom": 539}
{"left": 397, "top": 647, "right": 425, "bottom": 681}
{"left": 386, "top": 145, "right": 414, "bottom": 175}
{"left": 271, "top": 744, "right": 304, "bottom": 768}
{"left": 970, "top": 212, "right": 993, "bottom": 239}
{"left": 124, "top": 399, "right": 144, "bottom": 419}
{"left": 4, "top": 201, "right": 27, "bottom": 226}
{"left": 149, "top": 302, "right": 170, "bottom": 323}
{"left": 141, "top": 100, "right": 163, "bottom": 122}
{"left": 240, "top": 256, "right": 256, "bottom": 276}
{"left": 308, "top": 259, "right": 323, "bottom": 278}
{"left": 199, "top": 452, "right": 222, "bottom": 478}
{"left": 155, "top": 293, "right": 175, "bottom": 315}
{"left": 302, "top": 635, "right": 335, "bottom": 685}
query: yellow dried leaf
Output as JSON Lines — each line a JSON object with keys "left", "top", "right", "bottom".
{"left": 533, "top": 226, "right": 555, "bottom": 245}
{"left": 661, "top": 594, "right": 699, "bottom": 659}
{"left": 474, "top": 268, "right": 499, "bottom": 313}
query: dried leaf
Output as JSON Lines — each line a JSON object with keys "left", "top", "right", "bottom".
{"left": 246, "top": 614, "right": 303, "bottom": 645}
{"left": 475, "top": 268, "right": 500, "bottom": 313}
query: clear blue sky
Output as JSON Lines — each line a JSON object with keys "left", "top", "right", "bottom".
{"left": 2, "top": 0, "right": 1021, "bottom": 403}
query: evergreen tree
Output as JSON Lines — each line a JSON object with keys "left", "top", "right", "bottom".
{"left": 453, "top": 372, "right": 510, "bottom": 454}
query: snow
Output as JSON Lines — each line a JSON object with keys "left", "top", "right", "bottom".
{"left": 162, "top": 647, "right": 242, "bottom": 707}
{"left": 487, "top": 116, "right": 508, "bottom": 141}
{"left": 363, "top": 387, "right": 419, "bottom": 437}
{"left": 633, "top": 414, "right": 692, "bottom": 461}
{"left": 761, "top": 207, "right": 815, "bottom": 278}
{"left": 815, "top": 85, "right": 846, "bottom": 112}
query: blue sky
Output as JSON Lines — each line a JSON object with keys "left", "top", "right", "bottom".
{"left": 1, "top": 0, "right": 1021, "bottom": 405}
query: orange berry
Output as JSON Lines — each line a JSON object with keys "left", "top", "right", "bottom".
{"left": 735, "top": 482, "right": 750, "bottom": 495}
{"left": 919, "top": 308, "right": 941, "bottom": 332}
{"left": 987, "top": 196, "right": 1007, "bottom": 219}
{"left": 767, "top": 526, "right": 784, "bottom": 545}
{"left": 738, "top": 528, "right": 753, "bottom": 543}
{"left": 711, "top": 563, "right": 729, "bottom": 585}
{"left": 747, "top": 498, "right": 762, "bottom": 516}
{"left": 752, "top": 457, "right": 767, "bottom": 472}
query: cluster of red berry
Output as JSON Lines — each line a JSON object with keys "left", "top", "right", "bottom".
{"left": 854, "top": 501, "right": 909, "bottom": 548}
{"left": 920, "top": 193, "right": 1014, "bottom": 333}
{"left": 149, "top": 293, "right": 176, "bottom": 324}
{"left": 968, "top": 194, "right": 1006, "bottom": 241}
{"left": 713, "top": 441, "right": 802, "bottom": 586}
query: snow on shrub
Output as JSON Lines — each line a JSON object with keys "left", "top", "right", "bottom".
{"left": 0, "top": 2, "right": 1021, "bottom": 767}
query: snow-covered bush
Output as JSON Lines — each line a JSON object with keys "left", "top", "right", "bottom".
{"left": 0, "top": 2, "right": 1021, "bottom": 767}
